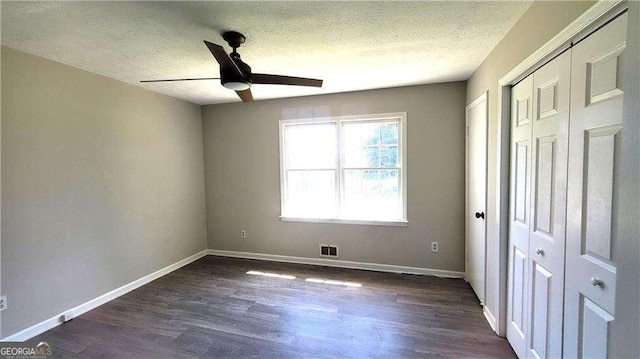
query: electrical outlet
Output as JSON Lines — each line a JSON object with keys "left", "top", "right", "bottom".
{"left": 0, "top": 295, "right": 7, "bottom": 311}
{"left": 431, "top": 242, "right": 439, "bottom": 253}
{"left": 240, "top": 230, "right": 247, "bottom": 239}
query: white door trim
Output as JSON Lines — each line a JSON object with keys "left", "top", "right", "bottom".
{"left": 465, "top": 91, "right": 488, "bottom": 304}
{"left": 466, "top": 91, "right": 488, "bottom": 113}
{"left": 493, "top": 0, "right": 627, "bottom": 336}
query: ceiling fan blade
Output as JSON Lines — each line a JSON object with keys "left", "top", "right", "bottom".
{"left": 140, "top": 77, "right": 219, "bottom": 83}
{"left": 236, "top": 89, "right": 254, "bottom": 103}
{"left": 251, "top": 73, "right": 323, "bottom": 87}
{"left": 204, "top": 40, "right": 243, "bottom": 76}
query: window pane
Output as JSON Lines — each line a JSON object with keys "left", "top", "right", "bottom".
{"left": 359, "top": 123, "right": 381, "bottom": 145}
{"left": 344, "top": 121, "right": 399, "bottom": 168}
{"left": 284, "top": 123, "right": 335, "bottom": 169}
{"left": 380, "top": 146, "right": 398, "bottom": 167}
{"left": 364, "top": 147, "right": 380, "bottom": 167}
{"left": 285, "top": 170, "right": 335, "bottom": 217}
{"left": 344, "top": 122, "right": 378, "bottom": 167}
{"left": 380, "top": 122, "right": 399, "bottom": 144}
{"left": 343, "top": 169, "right": 400, "bottom": 220}
{"left": 381, "top": 170, "right": 399, "bottom": 194}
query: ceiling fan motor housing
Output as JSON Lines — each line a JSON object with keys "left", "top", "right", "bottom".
{"left": 221, "top": 53, "right": 252, "bottom": 89}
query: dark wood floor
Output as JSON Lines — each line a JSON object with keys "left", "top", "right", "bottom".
{"left": 29, "top": 256, "right": 515, "bottom": 358}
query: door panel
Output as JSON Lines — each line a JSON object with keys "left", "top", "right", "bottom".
{"left": 583, "top": 126, "right": 620, "bottom": 263}
{"left": 511, "top": 246, "right": 528, "bottom": 337}
{"left": 586, "top": 46, "right": 625, "bottom": 106}
{"left": 534, "top": 137, "right": 555, "bottom": 236}
{"left": 515, "top": 141, "right": 530, "bottom": 223}
{"left": 564, "top": 12, "right": 627, "bottom": 359}
{"left": 530, "top": 263, "right": 552, "bottom": 359}
{"left": 507, "top": 75, "right": 533, "bottom": 359}
{"left": 527, "top": 50, "right": 571, "bottom": 359}
{"left": 466, "top": 94, "right": 488, "bottom": 304}
{"left": 580, "top": 297, "right": 614, "bottom": 358}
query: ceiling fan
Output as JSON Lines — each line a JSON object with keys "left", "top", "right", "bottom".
{"left": 141, "top": 31, "right": 323, "bottom": 103}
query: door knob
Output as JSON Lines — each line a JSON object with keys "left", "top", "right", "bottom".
{"left": 536, "top": 248, "right": 544, "bottom": 256}
{"left": 590, "top": 277, "right": 604, "bottom": 288}
{"left": 475, "top": 212, "right": 485, "bottom": 219}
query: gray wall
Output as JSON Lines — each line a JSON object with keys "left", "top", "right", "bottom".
{"left": 1, "top": 47, "right": 208, "bottom": 338}
{"left": 465, "top": 1, "right": 595, "bottom": 331}
{"left": 612, "top": 2, "right": 640, "bottom": 357}
{"left": 203, "top": 83, "right": 466, "bottom": 272}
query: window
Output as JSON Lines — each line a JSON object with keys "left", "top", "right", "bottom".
{"left": 279, "top": 113, "right": 407, "bottom": 226}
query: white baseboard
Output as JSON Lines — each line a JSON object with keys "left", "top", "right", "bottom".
{"left": 206, "top": 249, "right": 465, "bottom": 278}
{"left": 2, "top": 250, "right": 208, "bottom": 342}
{"left": 483, "top": 306, "right": 499, "bottom": 334}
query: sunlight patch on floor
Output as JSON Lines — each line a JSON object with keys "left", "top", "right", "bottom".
{"left": 305, "top": 278, "right": 362, "bottom": 287}
{"left": 246, "top": 271, "right": 296, "bottom": 279}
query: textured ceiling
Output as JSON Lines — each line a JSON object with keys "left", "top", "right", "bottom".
{"left": 1, "top": 1, "right": 531, "bottom": 105}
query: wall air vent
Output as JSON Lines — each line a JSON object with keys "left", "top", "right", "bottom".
{"left": 320, "top": 244, "right": 338, "bottom": 257}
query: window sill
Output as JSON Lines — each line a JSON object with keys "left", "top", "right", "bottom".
{"left": 280, "top": 216, "right": 408, "bottom": 227}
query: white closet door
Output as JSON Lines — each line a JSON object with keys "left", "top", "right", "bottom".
{"left": 527, "top": 50, "right": 571, "bottom": 359}
{"left": 466, "top": 93, "right": 488, "bottom": 304}
{"left": 564, "top": 12, "right": 627, "bottom": 359}
{"left": 507, "top": 75, "right": 533, "bottom": 359}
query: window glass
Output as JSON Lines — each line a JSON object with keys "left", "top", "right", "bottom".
{"left": 280, "top": 114, "right": 405, "bottom": 223}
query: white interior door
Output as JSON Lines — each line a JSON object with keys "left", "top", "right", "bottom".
{"left": 507, "top": 75, "right": 533, "bottom": 359}
{"left": 564, "top": 12, "right": 628, "bottom": 358}
{"left": 526, "top": 50, "right": 571, "bottom": 359}
{"left": 466, "top": 92, "right": 488, "bottom": 304}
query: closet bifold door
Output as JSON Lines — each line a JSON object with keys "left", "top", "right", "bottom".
{"left": 507, "top": 75, "right": 533, "bottom": 359}
{"left": 507, "top": 49, "right": 572, "bottom": 359}
{"left": 526, "top": 50, "right": 571, "bottom": 359}
{"left": 564, "top": 12, "right": 627, "bottom": 359}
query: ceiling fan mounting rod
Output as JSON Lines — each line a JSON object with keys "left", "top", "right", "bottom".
{"left": 222, "top": 31, "right": 246, "bottom": 50}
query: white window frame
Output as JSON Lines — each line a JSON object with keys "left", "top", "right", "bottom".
{"left": 279, "top": 112, "right": 408, "bottom": 227}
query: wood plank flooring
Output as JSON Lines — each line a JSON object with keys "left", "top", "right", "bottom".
{"left": 28, "top": 256, "right": 515, "bottom": 358}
